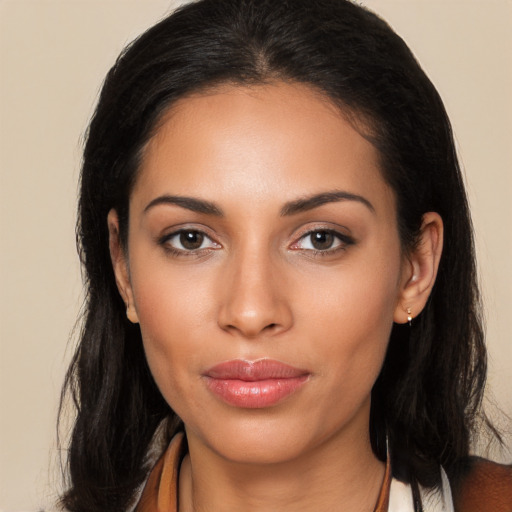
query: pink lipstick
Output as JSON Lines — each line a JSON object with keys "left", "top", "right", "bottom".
{"left": 203, "top": 359, "right": 309, "bottom": 408}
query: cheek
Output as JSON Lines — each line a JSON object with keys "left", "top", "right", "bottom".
{"left": 129, "top": 258, "right": 219, "bottom": 407}
{"left": 295, "top": 248, "right": 401, "bottom": 390}
{"left": 130, "top": 241, "right": 218, "bottom": 335}
{"left": 297, "top": 247, "right": 400, "bottom": 335}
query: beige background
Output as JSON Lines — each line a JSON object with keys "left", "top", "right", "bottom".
{"left": 0, "top": 0, "right": 510, "bottom": 510}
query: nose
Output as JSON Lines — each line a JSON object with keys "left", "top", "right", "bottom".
{"left": 217, "top": 248, "right": 293, "bottom": 338}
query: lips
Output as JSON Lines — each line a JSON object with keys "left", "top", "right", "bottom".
{"left": 203, "top": 359, "right": 310, "bottom": 408}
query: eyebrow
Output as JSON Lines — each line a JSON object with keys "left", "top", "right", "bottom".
{"left": 143, "top": 195, "right": 224, "bottom": 216}
{"left": 143, "top": 190, "right": 374, "bottom": 217}
{"left": 280, "top": 191, "right": 375, "bottom": 216}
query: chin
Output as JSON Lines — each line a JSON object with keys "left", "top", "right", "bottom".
{"left": 185, "top": 410, "right": 343, "bottom": 466}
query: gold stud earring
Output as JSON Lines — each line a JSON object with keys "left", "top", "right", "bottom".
{"left": 406, "top": 307, "right": 412, "bottom": 327}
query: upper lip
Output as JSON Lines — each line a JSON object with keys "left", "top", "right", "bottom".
{"left": 204, "top": 359, "right": 309, "bottom": 381}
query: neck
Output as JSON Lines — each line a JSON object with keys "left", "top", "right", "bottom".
{"left": 179, "top": 420, "right": 385, "bottom": 512}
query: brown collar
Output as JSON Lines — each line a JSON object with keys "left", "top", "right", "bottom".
{"left": 135, "top": 432, "right": 392, "bottom": 512}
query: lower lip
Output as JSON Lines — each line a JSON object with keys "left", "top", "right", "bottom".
{"left": 204, "top": 376, "right": 309, "bottom": 408}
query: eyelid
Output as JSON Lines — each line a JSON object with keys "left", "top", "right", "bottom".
{"left": 156, "top": 222, "right": 218, "bottom": 242}
{"left": 158, "top": 226, "right": 222, "bottom": 255}
{"left": 289, "top": 226, "right": 355, "bottom": 253}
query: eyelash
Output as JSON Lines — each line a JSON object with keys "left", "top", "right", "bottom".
{"left": 159, "top": 229, "right": 220, "bottom": 257}
{"left": 158, "top": 228, "right": 355, "bottom": 258}
{"left": 290, "top": 229, "right": 355, "bottom": 257}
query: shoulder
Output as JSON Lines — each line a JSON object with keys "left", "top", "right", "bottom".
{"left": 450, "top": 456, "right": 512, "bottom": 512}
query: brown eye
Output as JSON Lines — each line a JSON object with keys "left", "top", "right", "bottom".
{"left": 180, "top": 230, "right": 204, "bottom": 250}
{"left": 291, "top": 228, "right": 354, "bottom": 254}
{"left": 310, "top": 231, "right": 334, "bottom": 250}
{"left": 161, "top": 229, "right": 220, "bottom": 254}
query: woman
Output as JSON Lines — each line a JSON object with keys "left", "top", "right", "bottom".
{"left": 59, "top": 0, "right": 512, "bottom": 510}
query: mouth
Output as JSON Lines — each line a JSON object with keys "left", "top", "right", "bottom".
{"left": 202, "top": 359, "right": 310, "bottom": 409}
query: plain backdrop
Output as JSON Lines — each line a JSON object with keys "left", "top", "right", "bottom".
{"left": 0, "top": 0, "right": 511, "bottom": 510}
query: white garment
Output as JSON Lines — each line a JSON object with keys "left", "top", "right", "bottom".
{"left": 389, "top": 468, "right": 454, "bottom": 512}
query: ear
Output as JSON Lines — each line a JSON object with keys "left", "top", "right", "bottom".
{"left": 107, "top": 209, "right": 139, "bottom": 324}
{"left": 394, "top": 212, "right": 444, "bottom": 324}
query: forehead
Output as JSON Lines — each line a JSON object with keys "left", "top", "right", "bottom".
{"left": 133, "top": 82, "right": 393, "bottom": 216}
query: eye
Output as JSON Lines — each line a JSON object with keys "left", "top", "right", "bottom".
{"left": 161, "top": 229, "right": 220, "bottom": 253}
{"left": 291, "top": 229, "right": 354, "bottom": 252}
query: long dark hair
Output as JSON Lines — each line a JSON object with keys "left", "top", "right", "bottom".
{"left": 60, "top": 0, "right": 490, "bottom": 509}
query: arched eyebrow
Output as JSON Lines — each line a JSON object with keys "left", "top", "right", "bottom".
{"left": 280, "top": 191, "right": 375, "bottom": 216}
{"left": 143, "top": 190, "right": 374, "bottom": 217}
{"left": 144, "top": 195, "right": 223, "bottom": 216}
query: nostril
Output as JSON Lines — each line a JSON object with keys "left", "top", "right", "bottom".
{"left": 223, "top": 322, "right": 279, "bottom": 336}
{"left": 217, "top": 296, "right": 294, "bottom": 337}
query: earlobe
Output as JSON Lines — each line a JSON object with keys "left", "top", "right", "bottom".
{"left": 107, "top": 209, "right": 139, "bottom": 324}
{"left": 394, "top": 212, "right": 444, "bottom": 324}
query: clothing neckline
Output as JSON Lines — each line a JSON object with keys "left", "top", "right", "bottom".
{"left": 135, "top": 432, "right": 392, "bottom": 512}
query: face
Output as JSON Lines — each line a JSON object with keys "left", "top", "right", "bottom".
{"left": 113, "top": 82, "right": 412, "bottom": 465}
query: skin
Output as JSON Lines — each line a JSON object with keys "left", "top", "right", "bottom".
{"left": 109, "top": 82, "right": 443, "bottom": 511}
